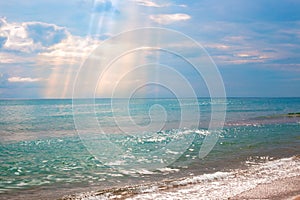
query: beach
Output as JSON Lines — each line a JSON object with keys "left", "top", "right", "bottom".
{"left": 2, "top": 0, "right": 300, "bottom": 199}
{"left": 232, "top": 175, "right": 300, "bottom": 200}
{"left": 60, "top": 156, "right": 300, "bottom": 200}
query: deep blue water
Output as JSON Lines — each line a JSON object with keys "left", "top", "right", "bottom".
{"left": 0, "top": 98, "right": 299, "bottom": 199}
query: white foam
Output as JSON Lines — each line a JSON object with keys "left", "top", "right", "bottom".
{"left": 76, "top": 157, "right": 300, "bottom": 200}
{"left": 157, "top": 167, "right": 180, "bottom": 173}
{"left": 128, "top": 157, "right": 300, "bottom": 200}
{"left": 135, "top": 169, "right": 156, "bottom": 175}
{"left": 106, "top": 160, "right": 126, "bottom": 166}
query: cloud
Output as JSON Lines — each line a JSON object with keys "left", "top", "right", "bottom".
{"left": 0, "top": 18, "right": 38, "bottom": 53}
{"left": 203, "top": 43, "right": 230, "bottom": 50}
{"left": 194, "top": 19, "right": 300, "bottom": 71}
{"left": 26, "top": 22, "right": 67, "bottom": 47}
{"left": 0, "top": 18, "right": 68, "bottom": 53}
{"left": 8, "top": 76, "right": 41, "bottom": 83}
{"left": 149, "top": 13, "right": 191, "bottom": 24}
{"left": 132, "top": 0, "right": 186, "bottom": 8}
{"left": 205, "top": 42, "right": 275, "bottom": 65}
{"left": 0, "top": 17, "right": 107, "bottom": 98}
{"left": 37, "top": 35, "right": 101, "bottom": 65}
{"left": 133, "top": 0, "right": 168, "bottom": 7}
{"left": 0, "top": 18, "right": 75, "bottom": 67}
{"left": 0, "top": 74, "right": 44, "bottom": 98}
{"left": 0, "top": 52, "right": 32, "bottom": 64}
{"left": 178, "top": 4, "right": 187, "bottom": 8}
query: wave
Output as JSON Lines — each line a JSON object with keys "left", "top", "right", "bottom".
{"left": 62, "top": 156, "right": 300, "bottom": 200}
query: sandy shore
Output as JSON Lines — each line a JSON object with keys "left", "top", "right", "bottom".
{"left": 231, "top": 175, "right": 300, "bottom": 200}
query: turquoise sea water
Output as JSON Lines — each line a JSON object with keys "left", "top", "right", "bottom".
{"left": 0, "top": 98, "right": 300, "bottom": 199}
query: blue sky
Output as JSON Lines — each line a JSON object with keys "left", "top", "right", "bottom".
{"left": 0, "top": 0, "right": 300, "bottom": 98}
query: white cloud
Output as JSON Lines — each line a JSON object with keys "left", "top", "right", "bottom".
{"left": 0, "top": 18, "right": 105, "bottom": 98}
{"left": 0, "top": 18, "right": 68, "bottom": 53}
{"left": 149, "top": 13, "right": 191, "bottom": 25}
{"left": 211, "top": 49, "right": 274, "bottom": 65}
{"left": 0, "top": 18, "right": 96, "bottom": 66}
{"left": 133, "top": 0, "right": 168, "bottom": 7}
{"left": 0, "top": 52, "right": 39, "bottom": 65}
{"left": 178, "top": 4, "right": 187, "bottom": 8}
{"left": 0, "top": 18, "right": 103, "bottom": 66}
{"left": 0, "top": 18, "right": 39, "bottom": 53}
{"left": 203, "top": 43, "right": 230, "bottom": 50}
{"left": 132, "top": 0, "right": 186, "bottom": 8}
{"left": 8, "top": 76, "right": 41, "bottom": 83}
{"left": 37, "top": 35, "right": 101, "bottom": 65}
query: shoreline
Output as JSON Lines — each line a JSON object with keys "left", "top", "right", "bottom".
{"left": 231, "top": 175, "right": 300, "bottom": 200}
{"left": 60, "top": 175, "right": 300, "bottom": 200}
{"left": 0, "top": 157, "right": 299, "bottom": 200}
{"left": 60, "top": 157, "right": 300, "bottom": 200}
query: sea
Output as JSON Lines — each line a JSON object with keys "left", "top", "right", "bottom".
{"left": 0, "top": 98, "right": 299, "bottom": 199}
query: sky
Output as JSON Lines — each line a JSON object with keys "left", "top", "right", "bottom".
{"left": 0, "top": 0, "right": 300, "bottom": 98}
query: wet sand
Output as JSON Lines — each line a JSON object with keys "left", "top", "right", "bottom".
{"left": 231, "top": 175, "right": 300, "bottom": 200}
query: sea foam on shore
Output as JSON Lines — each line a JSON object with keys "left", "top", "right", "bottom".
{"left": 62, "top": 156, "right": 300, "bottom": 200}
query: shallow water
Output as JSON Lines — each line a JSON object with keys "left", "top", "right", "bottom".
{"left": 0, "top": 98, "right": 299, "bottom": 199}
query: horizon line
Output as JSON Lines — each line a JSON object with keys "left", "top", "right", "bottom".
{"left": 1, "top": 96, "right": 300, "bottom": 100}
